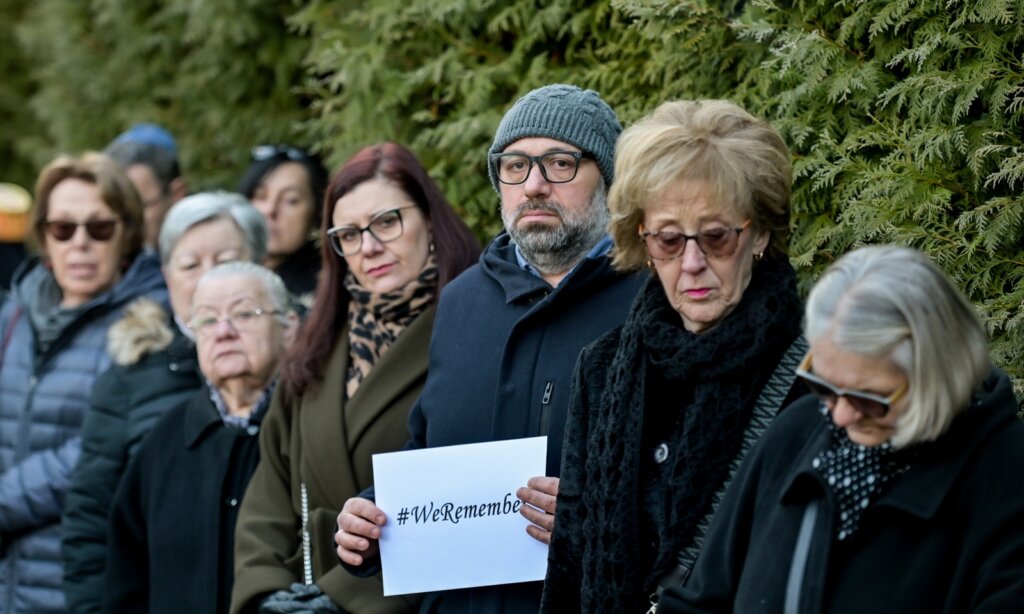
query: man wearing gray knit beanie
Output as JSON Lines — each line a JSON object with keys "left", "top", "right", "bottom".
{"left": 337, "top": 84, "right": 644, "bottom": 613}
{"left": 488, "top": 83, "right": 621, "bottom": 285}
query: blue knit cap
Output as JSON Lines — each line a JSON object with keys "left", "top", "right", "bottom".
{"left": 488, "top": 84, "right": 622, "bottom": 192}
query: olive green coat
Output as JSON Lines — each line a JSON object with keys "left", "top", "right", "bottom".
{"left": 230, "top": 307, "right": 435, "bottom": 614}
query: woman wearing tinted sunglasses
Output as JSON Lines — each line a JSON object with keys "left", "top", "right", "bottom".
{"left": 0, "top": 152, "right": 165, "bottom": 611}
{"left": 543, "top": 101, "right": 807, "bottom": 613}
{"left": 659, "top": 245, "right": 1024, "bottom": 613}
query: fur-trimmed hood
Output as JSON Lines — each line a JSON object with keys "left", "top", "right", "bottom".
{"left": 107, "top": 297, "right": 175, "bottom": 366}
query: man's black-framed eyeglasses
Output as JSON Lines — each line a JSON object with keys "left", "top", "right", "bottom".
{"left": 326, "top": 206, "right": 417, "bottom": 257}
{"left": 795, "top": 352, "right": 908, "bottom": 419}
{"left": 491, "top": 150, "right": 593, "bottom": 185}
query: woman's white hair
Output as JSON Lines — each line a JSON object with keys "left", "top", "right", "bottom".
{"left": 159, "top": 191, "right": 268, "bottom": 265}
{"left": 804, "top": 245, "right": 990, "bottom": 448}
{"left": 194, "top": 261, "right": 293, "bottom": 316}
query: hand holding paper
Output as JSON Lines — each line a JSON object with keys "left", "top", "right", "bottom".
{"left": 335, "top": 497, "right": 385, "bottom": 567}
{"left": 516, "top": 476, "right": 559, "bottom": 544}
{"left": 372, "top": 436, "right": 549, "bottom": 595}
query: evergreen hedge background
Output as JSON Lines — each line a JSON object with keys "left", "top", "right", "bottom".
{"left": 2, "top": 0, "right": 1022, "bottom": 401}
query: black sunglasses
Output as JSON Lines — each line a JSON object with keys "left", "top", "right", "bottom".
{"left": 795, "top": 352, "right": 908, "bottom": 419}
{"left": 42, "top": 219, "right": 120, "bottom": 242}
{"left": 251, "top": 144, "right": 315, "bottom": 163}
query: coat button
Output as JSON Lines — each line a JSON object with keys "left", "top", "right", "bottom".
{"left": 654, "top": 443, "right": 669, "bottom": 464}
{"left": 246, "top": 425, "right": 260, "bottom": 436}
{"left": 227, "top": 498, "right": 239, "bottom": 507}
{"left": 169, "top": 363, "right": 179, "bottom": 372}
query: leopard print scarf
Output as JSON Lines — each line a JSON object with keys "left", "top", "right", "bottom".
{"left": 344, "top": 256, "right": 437, "bottom": 399}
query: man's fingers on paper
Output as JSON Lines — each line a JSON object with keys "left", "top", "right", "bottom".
{"left": 525, "top": 523, "right": 553, "bottom": 545}
{"left": 339, "top": 512, "right": 383, "bottom": 541}
{"left": 342, "top": 497, "right": 387, "bottom": 526}
{"left": 526, "top": 476, "right": 559, "bottom": 497}
{"left": 518, "top": 497, "right": 555, "bottom": 532}
{"left": 516, "top": 485, "right": 557, "bottom": 515}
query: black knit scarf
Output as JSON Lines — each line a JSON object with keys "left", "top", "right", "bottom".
{"left": 575, "top": 255, "right": 803, "bottom": 612}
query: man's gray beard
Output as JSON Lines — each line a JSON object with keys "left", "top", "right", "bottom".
{"left": 501, "top": 182, "right": 609, "bottom": 277}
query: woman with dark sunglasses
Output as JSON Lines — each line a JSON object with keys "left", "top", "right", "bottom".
{"left": 238, "top": 145, "right": 328, "bottom": 299}
{"left": 0, "top": 152, "right": 166, "bottom": 611}
{"left": 542, "top": 100, "right": 807, "bottom": 613}
{"left": 231, "top": 143, "right": 480, "bottom": 614}
{"left": 659, "top": 245, "right": 1024, "bottom": 613}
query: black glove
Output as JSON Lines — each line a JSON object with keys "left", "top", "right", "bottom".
{"left": 258, "top": 583, "right": 342, "bottom": 614}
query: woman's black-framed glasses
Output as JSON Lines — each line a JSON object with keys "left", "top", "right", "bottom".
{"left": 42, "top": 219, "right": 120, "bottom": 242}
{"left": 491, "top": 150, "right": 593, "bottom": 185}
{"left": 795, "top": 352, "right": 908, "bottom": 418}
{"left": 326, "top": 206, "right": 417, "bottom": 257}
{"left": 639, "top": 219, "right": 751, "bottom": 261}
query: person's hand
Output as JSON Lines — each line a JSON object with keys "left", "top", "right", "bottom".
{"left": 516, "top": 476, "right": 559, "bottom": 545}
{"left": 335, "top": 497, "right": 386, "bottom": 566}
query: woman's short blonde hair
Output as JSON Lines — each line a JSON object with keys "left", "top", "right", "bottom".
{"left": 609, "top": 100, "right": 792, "bottom": 270}
{"left": 804, "top": 245, "right": 991, "bottom": 448}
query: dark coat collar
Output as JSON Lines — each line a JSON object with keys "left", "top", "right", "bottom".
{"left": 480, "top": 232, "right": 618, "bottom": 304}
{"left": 182, "top": 381, "right": 271, "bottom": 448}
{"left": 781, "top": 368, "right": 1017, "bottom": 520}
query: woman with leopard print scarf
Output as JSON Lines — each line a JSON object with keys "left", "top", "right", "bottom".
{"left": 231, "top": 143, "right": 480, "bottom": 614}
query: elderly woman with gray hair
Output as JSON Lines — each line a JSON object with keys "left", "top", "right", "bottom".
{"left": 104, "top": 262, "right": 299, "bottom": 614}
{"left": 62, "top": 192, "right": 268, "bottom": 613}
{"left": 659, "top": 245, "right": 1024, "bottom": 613}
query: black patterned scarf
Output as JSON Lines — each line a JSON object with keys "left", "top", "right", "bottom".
{"left": 812, "top": 405, "right": 916, "bottom": 540}
{"left": 344, "top": 256, "right": 437, "bottom": 399}
{"left": 570, "top": 255, "right": 803, "bottom": 612}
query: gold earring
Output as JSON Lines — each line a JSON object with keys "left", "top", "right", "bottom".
{"left": 646, "top": 259, "right": 653, "bottom": 269}
{"left": 754, "top": 251, "right": 764, "bottom": 262}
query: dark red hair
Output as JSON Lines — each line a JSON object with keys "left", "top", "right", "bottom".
{"left": 279, "top": 142, "right": 481, "bottom": 402}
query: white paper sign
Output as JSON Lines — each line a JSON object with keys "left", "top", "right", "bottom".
{"left": 372, "top": 436, "right": 549, "bottom": 596}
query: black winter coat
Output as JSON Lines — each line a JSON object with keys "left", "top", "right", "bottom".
{"left": 348, "top": 233, "right": 645, "bottom": 613}
{"left": 104, "top": 385, "right": 264, "bottom": 614}
{"left": 660, "top": 368, "right": 1024, "bottom": 614}
{"left": 63, "top": 298, "right": 201, "bottom": 613}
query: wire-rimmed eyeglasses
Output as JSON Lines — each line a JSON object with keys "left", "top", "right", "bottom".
{"left": 188, "top": 306, "right": 282, "bottom": 337}
{"left": 639, "top": 220, "right": 752, "bottom": 261}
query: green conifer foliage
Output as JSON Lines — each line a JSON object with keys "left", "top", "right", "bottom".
{"left": 722, "top": 0, "right": 1024, "bottom": 398}
{"left": 2, "top": 0, "right": 1021, "bottom": 399}
{"left": 0, "top": 0, "right": 42, "bottom": 191}
{"left": 14, "top": 0, "right": 313, "bottom": 189}
{"left": 295, "top": 0, "right": 637, "bottom": 239}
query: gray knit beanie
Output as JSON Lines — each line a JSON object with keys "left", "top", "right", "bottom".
{"left": 488, "top": 84, "right": 622, "bottom": 192}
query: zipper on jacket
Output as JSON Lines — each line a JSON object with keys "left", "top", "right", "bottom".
{"left": 539, "top": 381, "right": 554, "bottom": 435}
